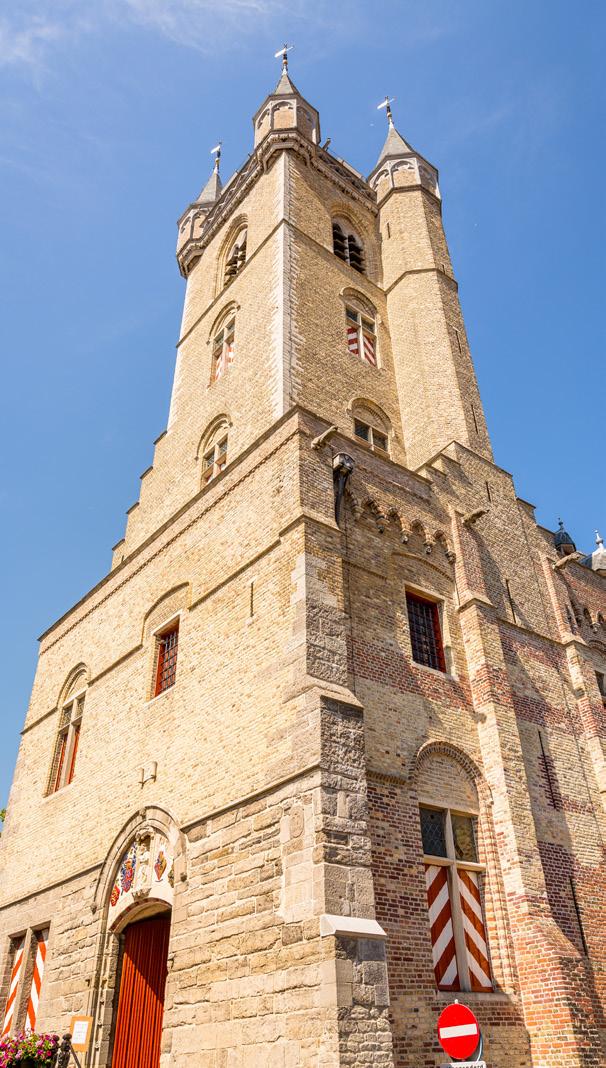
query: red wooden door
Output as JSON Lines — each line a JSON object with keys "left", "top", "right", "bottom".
{"left": 112, "top": 915, "right": 171, "bottom": 1068}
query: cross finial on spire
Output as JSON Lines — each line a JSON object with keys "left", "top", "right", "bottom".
{"left": 596, "top": 530, "right": 604, "bottom": 548}
{"left": 377, "top": 95, "right": 396, "bottom": 127}
{"left": 210, "top": 142, "right": 222, "bottom": 174}
{"left": 274, "top": 43, "right": 293, "bottom": 71}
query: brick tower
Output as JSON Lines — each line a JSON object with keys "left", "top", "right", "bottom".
{"left": 1, "top": 58, "right": 605, "bottom": 1068}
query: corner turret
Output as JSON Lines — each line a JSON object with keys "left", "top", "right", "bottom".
{"left": 177, "top": 147, "right": 223, "bottom": 277}
{"left": 252, "top": 47, "right": 320, "bottom": 148}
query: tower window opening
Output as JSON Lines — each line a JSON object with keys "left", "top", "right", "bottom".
{"left": 420, "top": 805, "right": 492, "bottom": 992}
{"left": 223, "top": 228, "right": 247, "bottom": 286}
{"left": 203, "top": 432, "right": 228, "bottom": 485}
{"left": 354, "top": 419, "right": 388, "bottom": 455}
{"left": 48, "top": 691, "right": 85, "bottom": 794}
{"left": 346, "top": 306, "right": 376, "bottom": 366}
{"left": 406, "top": 592, "right": 446, "bottom": 672}
{"left": 332, "top": 221, "right": 365, "bottom": 274}
{"left": 154, "top": 622, "right": 179, "bottom": 696}
{"left": 596, "top": 671, "right": 606, "bottom": 704}
{"left": 211, "top": 317, "right": 235, "bottom": 382}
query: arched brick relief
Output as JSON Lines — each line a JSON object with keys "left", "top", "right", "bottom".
{"left": 340, "top": 289, "right": 377, "bottom": 322}
{"left": 434, "top": 529, "right": 456, "bottom": 564}
{"left": 360, "top": 494, "right": 387, "bottom": 534}
{"left": 207, "top": 302, "right": 238, "bottom": 346}
{"left": 58, "top": 663, "right": 89, "bottom": 705}
{"left": 195, "top": 413, "right": 232, "bottom": 462}
{"left": 412, "top": 741, "right": 487, "bottom": 811}
{"left": 346, "top": 395, "right": 392, "bottom": 433}
{"left": 141, "top": 584, "right": 190, "bottom": 643}
{"left": 272, "top": 99, "right": 294, "bottom": 130}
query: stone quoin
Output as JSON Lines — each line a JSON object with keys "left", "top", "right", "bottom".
{"left": 0, "top": 54, "right": 605, "bottom": 1068}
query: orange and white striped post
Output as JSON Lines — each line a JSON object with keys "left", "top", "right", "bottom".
{"left": 1, "top": 936, "right": 25, "bottom": 1036}
{"left": 25, "top": 929, "right": 48, "bottom": 1032}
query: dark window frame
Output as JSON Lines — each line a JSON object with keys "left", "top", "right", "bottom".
{"left": 406, "top": 591, "right": 446, "bottom": 673}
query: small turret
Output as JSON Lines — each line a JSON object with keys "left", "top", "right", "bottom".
{"left": 368, "top": 97, "right": 439, "bottom": 202}
{"left": 252, "top": 46, "right": 320, "bottom": 148}
{"left": 554, "top": 519, "right": 576, "bottom": 557}
{"left": 589, "top": 531, "right": 606, "bottom": 576}
{"left": 177, "top": 146, "right": 223, "bottom": 277}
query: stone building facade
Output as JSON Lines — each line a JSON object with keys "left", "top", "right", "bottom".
{"left": 1, "top": 61, "right": 605, "bottom": 1068}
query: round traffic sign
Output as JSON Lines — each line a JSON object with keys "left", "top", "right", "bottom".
{"left": 437, "top": 1002, "right": 480, "bottom": 1061}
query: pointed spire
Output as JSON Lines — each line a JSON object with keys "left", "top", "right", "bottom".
{"left": 590, "top": 530, "right": 606, "bottom": 575}
{"left": 252, "top": 46, "right": 320, "bottom": 148}
{"left": 196, "top": 143, "right": 223, "bottom": 206}
{"left": 375, "top": 96, "right": 413, "bottom": 165}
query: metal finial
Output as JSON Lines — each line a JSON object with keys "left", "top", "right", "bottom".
{"left": 377, "top": 95, "right": 396, "bottom": 126}
{"left": 210, "top": 142, "right": 222, "bottom": 172}
{"left": 274, "top": 43, "right": 293, "bottom": 71}
{"left": 596, "top": 530, "right": 604, "bottom": 547}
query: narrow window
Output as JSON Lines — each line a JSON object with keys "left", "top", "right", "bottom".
{"left": 224, "top": 229, "right": 247, "bottom": 286}
{"left": 421, "top": 806, "right": 492, "bottom": 992}
{"left": 211, "top": 317, "right": 235, "bottom": 382}
{"left": 354, "top": 419, "right": 388, "bottom": 456}
{"left": 485, "top": 480, "right": 492, "bottom": 502}
{"left": 471, "top": 404, "right": 480, "bottom": 435}
{"left": 154, "top": 622, "right": 179, "bottom": 696}
{"left": 406, "top": 592, "right": 446, "bottom": 672}
{"left": 48, "top": 693, "right": 85, "bottom": 794}
{"left": 596, "top": 672, "right": 606, "bottom": 704}
{"left": 1, "top": 936, "right": 26, "bottom": 1037}
{"left": 505, "top": 578, "right": 517, "bottom": 623}
{"left": 345, "top": 306, "right": 376, "bottom": 366}
{"left": 385, "top": 221, "right": 391, "bottom": 239}
{"left": 333, "top": 221, "right": 365, "bottom": 274}
{"left": 202, "top": 431, "right": 229, "bottom": 485}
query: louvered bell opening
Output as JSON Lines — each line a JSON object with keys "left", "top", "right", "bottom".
{"left": 333, "top": 224, "right": 347, "bottom": 262}
{"left": 237, "top": 239, "right": 247, "bottom": 267}
{"left": 348, "top": 236, "right": 365, "bottom": 274}
{"left": 224, "top": 254, "right": 238, "bottom": 283}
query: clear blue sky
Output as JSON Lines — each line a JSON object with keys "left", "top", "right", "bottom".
{"left": 1, "top": 2, "right": 604, "bottom": 804}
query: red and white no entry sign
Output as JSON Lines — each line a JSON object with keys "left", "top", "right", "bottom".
{"left": 437, "top": 1002, "right": 481, "bottom": 1061}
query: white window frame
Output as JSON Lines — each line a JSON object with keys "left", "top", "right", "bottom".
{"left": 47, "top": 690, "right": 85, "bottom": 794}
{"left": 202, "top": 429, "right": 229, "bottom": 485}
{"left": 346, "top": 306, "right": 377, "bottom": 367}
{"left": 353, "top": 417, "right": 388, "bottom": 455}
{"left": 420, "top": 804, "right": 491, "bottom": 993}
{"left": 211, "top": 317, "right": 235, "bottom": 382}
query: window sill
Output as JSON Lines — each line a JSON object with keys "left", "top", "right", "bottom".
{"left": 145, "top": 685, "right": 177, "bottom": 708}
{"left": 435, "top": 989, "right": 510, "bottom": 1002}
{"left": 42, "top": 780, "right": 74, "bottom": 801}
{"left": 412, "top": 660, "right": 457, "bottom": 683}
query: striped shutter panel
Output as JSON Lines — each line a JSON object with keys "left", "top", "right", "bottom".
{"left": 2, "top": 937, "right": 25, "bottom": 1036}
{"left": 362, "top": 330, "right": 377, "bottom": 366}
{"left": 425, "top": 864, "right": 459, "bottom": 990}
{"left": 457, "top": 869, "right": 492, "bottom": 991}
{"left": 346, "top": 325, "right": 360, "bottom": 358}
{"left": 25, "top": 929, "right": 48, "bottom": 1032}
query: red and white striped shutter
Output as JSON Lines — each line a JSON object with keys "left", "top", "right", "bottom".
{"left": 362, "top": 329, "right": 377, "bottom": 366}
{"left": 346, "top": 324, "right": 360, "bottom": 358}
{"left": 225, "top": 340, "right": 234, "bottom": 370}
{"left": 2, "top": 937, "right": 25, "bottom": 1036}
{"left": 457, "top": 869, "right": 492, "bottom": 991}
{"left": 425, "top": 864, "right": 459, "bottom": 990}
{"left": 25, "top": 929, "right": 49, "bottom": 1032}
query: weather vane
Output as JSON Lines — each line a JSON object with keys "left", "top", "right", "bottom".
{"left": 377, "top": 96, "right": 396, "bottom": 126}
{"left": 274, "top": 43, "right": 294, "bottom": 71}
{"left": 210, "top": 142, "right": 222, "bottom": 172}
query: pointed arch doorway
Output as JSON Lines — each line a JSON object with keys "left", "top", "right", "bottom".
{"left": 111, "top": 912, "right": 170, "bottom": 1068}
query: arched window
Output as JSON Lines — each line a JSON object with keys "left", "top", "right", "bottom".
{"left": 332, "top": 219, "right": 365, "bottom": 274}
{"left": 47, "top": 672, "right": 86, "bottom": 793}
{"left": 202, "top": 421, "right": 229, "bottom": 485}
{"left": 223, "top": 227, "right": 247, "bottom": 286}
{"left": 350, "top": 400, "right": 389, "bottom": 455}
{"left": 211, "top": 314, "right": 235, "bottom": 383}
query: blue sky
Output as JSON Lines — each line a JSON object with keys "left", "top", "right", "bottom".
{"left": 1, "top": 1, "right": 604, "bottom": 803}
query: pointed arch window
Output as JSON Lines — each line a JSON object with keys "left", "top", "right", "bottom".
{"left": 332, "top": 220, "right": 365, "bottom": 274}
{"left": 211, "top": 315, "right": 235, "bottom": 382}
{"left": 202, "top": 421, "right": 229, "bottom": 485}
{"left": 47, "top": 685, "right": 85, "bottom": 793}
{"left": 224, "top": 228, "right": 247, "bottom": 286}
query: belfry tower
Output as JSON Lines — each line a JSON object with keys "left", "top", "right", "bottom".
{"left": 1, "top": 59, "right": 605, "bottom": 1068}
